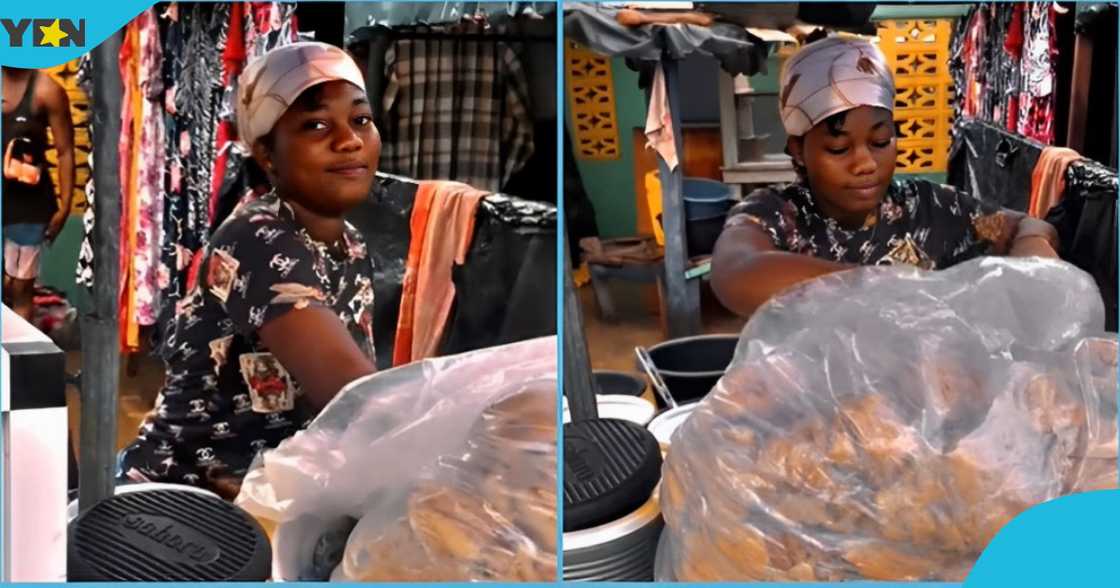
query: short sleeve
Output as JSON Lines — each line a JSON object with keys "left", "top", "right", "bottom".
{"left": 723, "top": 188, "right": 791, "bottom": 250}
{"left": 930, "top": 182, "right": 1011, "bottom": 267}
{"left": 203, "top": 220, "right": 329, "bottom": 336}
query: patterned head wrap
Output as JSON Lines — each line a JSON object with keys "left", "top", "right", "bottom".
{"left": 779, "top": 36, "right": 895, "bottom": 137}
{"left": 236, "top": 41, "right": 367, "bottom": 148}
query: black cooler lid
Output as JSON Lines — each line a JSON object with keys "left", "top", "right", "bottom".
{"left": 68, "top": 489, "right": 272, "bottom": 581}
{"left": 563, "top": 418, "right": 662, "bottom": 532}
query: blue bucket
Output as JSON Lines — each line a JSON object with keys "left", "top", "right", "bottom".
{"left": 682, "top": 178, "right": 733, "bottom": 220}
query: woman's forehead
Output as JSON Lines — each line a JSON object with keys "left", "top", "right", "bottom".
{"left": 812, "top": 106, "right": 893, "bottom": 135}
{"left": 295, "top": 81, "right": 368, "bottom": 107}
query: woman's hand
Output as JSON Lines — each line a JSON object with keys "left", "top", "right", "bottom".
{"left": 1008, "top": 216, "right": 1060, "bottom": 259}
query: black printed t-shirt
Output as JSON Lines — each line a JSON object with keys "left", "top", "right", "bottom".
{"left": 725, "top": 178, "right": 1008, "bottom": 269}
{"left": 119, "top": 192, "right": 376, "bottom": 494}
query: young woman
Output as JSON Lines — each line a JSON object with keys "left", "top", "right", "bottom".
{"left": 711, "top": 36, "right": 1059, "bottom": 318}
{"left": 119, "top": 42, "right": 381, "bottom": 499}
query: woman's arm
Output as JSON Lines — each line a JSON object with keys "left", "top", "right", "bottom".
{"left": 258, "top": 307, "right": 376, "bottom": 412}
{"left": 999, "top": 209, "right": 1061, "bottom": 258}
{"left": 711, "top": 221, "right": 854, "bottom": 318}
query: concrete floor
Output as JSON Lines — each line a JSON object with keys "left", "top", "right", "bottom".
{"left": 576, "top": 277, "right": 746, "bottom": 374}
{"left": 65, "top": 350, "right": 163, "bottom": 455}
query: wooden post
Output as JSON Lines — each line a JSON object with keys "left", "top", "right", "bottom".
{"left": 1066, "top": 31, "right": 1093, "bottom": 153}
{"left": 562, "top": 235, "right": 599, "bottom": 422}
{"left": 79, "top": 31, "right": 124, "bottom": 513}
{"left": 655, "top": 59, "right": 702, "bottom": 339}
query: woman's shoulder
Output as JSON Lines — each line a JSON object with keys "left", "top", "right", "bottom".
{"left": 730, "top": 184, "right": 794, "bottom": 212}
{"left": 891, "top": 177, "right": 965, "bottom": 201}
{"left": 744, "top": 184, "right": 797, "bottom": 203}
{"left": 210, "top": 194, "right": 300, "bottom": 247}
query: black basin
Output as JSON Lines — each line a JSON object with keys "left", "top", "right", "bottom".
{"left": 593, "top": 370, "right": 647, "bottom": 397}
{"left": 639, "top": 334, "right": 738, "bottom": 407}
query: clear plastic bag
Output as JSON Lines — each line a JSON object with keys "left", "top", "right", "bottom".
{"left": 235, "top": 336, "right": 557, "bottom": 581}
{"left": 656, "top": 258, "right": 1118, "bottom": 582}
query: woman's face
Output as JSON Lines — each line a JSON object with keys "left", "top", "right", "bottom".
{"left": 789, "top": 106, "right": 897, "bottom": 227}
{"left": 258, "top": 80, "right": 381, "bottom": 216}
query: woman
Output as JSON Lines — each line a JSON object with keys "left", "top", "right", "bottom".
{"left": 711, "top": 35, "right": 1060, "bottom": 318}
{"left": 119, "top": 42, "right": 380, "bottom": 499}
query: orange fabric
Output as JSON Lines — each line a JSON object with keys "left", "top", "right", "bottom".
{"left": 1028, "top": 147, "right": 1082, "bottom": 219}
{"left": 393, "top": 181, "right": 487, "bottom": 366}
{"left": 126, "top": 22, "right": 143, "bottom": 351}
{"left": 118, "top": 22, "right": 143, "bottom": 351}
{"left": 393, "top": 181, "right": 437, "bottom": 366}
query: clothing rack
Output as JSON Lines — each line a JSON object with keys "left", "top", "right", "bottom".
{"left": 350, "top": 21, "right": 555, "bottom": 44}
{"left": 388, "top": 31, "right": 554, "bottom": 43}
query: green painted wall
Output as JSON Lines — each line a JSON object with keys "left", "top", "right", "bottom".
{"left": 568, "top": 54, "right": 789, "bottom": 238}
{"left": 39, "top": 215, "right": 92, "bottom": 313}
{"left": 566, "top": 56, "right": 648, "bottom": 238}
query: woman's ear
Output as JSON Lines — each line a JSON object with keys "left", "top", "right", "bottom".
{"left": 250, "top": 140, "right": 273, "bottom": 179}
{"left": 787, "top": 136, "right": 805, "bottom": 167}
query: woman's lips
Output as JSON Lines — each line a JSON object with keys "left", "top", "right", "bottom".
{"left": 847, "top": 184, "right": 882, "bottom": 199}
{"left": 328, "top": 165, "right": 369, "bottom": 177}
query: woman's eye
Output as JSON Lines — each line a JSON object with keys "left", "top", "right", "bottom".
{"left": 871, "top": 140, "right": 893, "bottom": 149}
{"left": 826, "top": 146, "right": 849, "bottom": 155}
{"left": 354, "top": 115, "right": 373, "bottom": 126}
{"left": 304, "top": 120, "right": 328, "bottom": 131}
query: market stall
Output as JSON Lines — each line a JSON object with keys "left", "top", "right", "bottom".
{"left": 6, "top": 1, "right": 559, "bottom": 581}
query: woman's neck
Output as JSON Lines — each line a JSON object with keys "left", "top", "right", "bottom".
{"left": 803, "top": 184, "right": 882, "bottom": 230}
{"left": 825, "top": 206, "right": 877, "bottom": 230}
{"left": 280, "top": 194, "right": 346, "bottom": 243}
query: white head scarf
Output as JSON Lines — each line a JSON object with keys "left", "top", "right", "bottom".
{"left": 779, "top": 36, "right": 895, "bottom": 137}
{"left": 235, "top": 41, "right": 367, "bottom": 148}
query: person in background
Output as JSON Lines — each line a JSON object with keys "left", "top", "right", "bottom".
{"left": 711, "top": 35, "right": 1059, "bottom": 318}
{"left": 118, "top": 42, "right": 380, "bottom": 499}
{"left": 2, "top": 66, "right": 75, "bottom": 320}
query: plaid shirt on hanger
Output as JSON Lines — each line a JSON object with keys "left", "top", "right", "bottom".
{"left": 380, "top": 25, "right": 535, "bottom": 193}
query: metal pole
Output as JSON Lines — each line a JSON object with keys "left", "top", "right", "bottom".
{"left": 562, "top": 234, "right": 598, "bottom": 422}
{"left": 655, "top": 59, "right": 702, "bottom": 338}
{"left": 79, "top": 31, "right": 124, "bottom": 513}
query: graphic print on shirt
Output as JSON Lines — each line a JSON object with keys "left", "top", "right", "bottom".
{"left": 264, "top": 411, "right": 292, "bottom": 430}
{"left": 209, "top": 334, "right": 235, "bottom": 375}
{"left": 208, "top": 247, "right": 240, "bottom": 303}
{"left": 195, "top": 446, "right": 218, "bottom": 467}
{"left": 239, "top": 352, "right": 295, "bottom": 413}
{"left": 232, "top": 393, "right": 252, "bottom": 414}
{"left": 211, "top": 421, "right": 235, "bottom": 440}
{"left": 269, "top": 253, "right": 299, "bottom": 277}
{"left": 269, "top": 282, "right": 326, "bottom": 310}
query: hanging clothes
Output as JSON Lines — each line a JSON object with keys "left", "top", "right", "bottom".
{"left": 1017, "top": 2, "right": 1059, "bottom": 143}
{"left": 380, "top": 24, "right": 535, "bottom": 193}
{"left": 950, "top": 2, "right": 1059, "bottom": 145}
{"left": 135, "top": 8, "right": 167, "bottom": 331}
{"left": 118, "top": 17, "right": 143, "bottom": 350}
{"left": 644, "top": 65, "right": 678, "bottom": 170}
{"left": 393, "top": 181, "right": 488, "bottom": 366}
{"left": 208, "top": 3, "right": 248, "bottom": 225}
{"left": 1028, "top": 146, "right": 1082, "bottom": 218}
{"left": 75, "top": 54, "right": 95, "bottom": 290}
